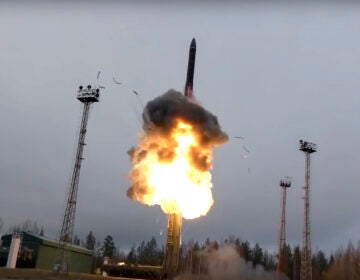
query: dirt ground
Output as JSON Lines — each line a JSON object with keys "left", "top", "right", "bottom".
{"left": 0, "top": 268, "right": 144, "bottom": 280}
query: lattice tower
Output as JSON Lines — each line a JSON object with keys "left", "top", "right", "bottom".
{"left": 277, "top": 178, "right": 291, "bottom": 278}
{"left": 54, "top": 85, "right": 100, "bottom": 272}
{"left": 299, "top": 140, "right": 317, "bottom": 280}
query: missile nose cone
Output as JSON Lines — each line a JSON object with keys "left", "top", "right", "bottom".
{"left": 190, "top": 38, "right": 196, "bottom": 48}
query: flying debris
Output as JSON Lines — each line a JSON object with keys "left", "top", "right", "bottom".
{"left": 131, "top": 89, "right": 144, "bottom": 109}
{"left": 113, "top": 77, "right": 122, "bottom": 85}
{"left": 99, "top": 86, "right": 106, "bottom": 89}
{"left": 234, "top": 136, "right": 250, "bottom": 159}
{"left": 234, "top": 135, "right": 252, "bottom": 173}
{"left": 97, "top": 71, "right": 101, "bottom": 80}
{"left": 242, "top": 145, "right": 250, "bottom": 153}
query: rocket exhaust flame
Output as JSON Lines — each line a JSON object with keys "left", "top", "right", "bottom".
{"left": 127, "top": 89, "right": 228, "bottom": 219}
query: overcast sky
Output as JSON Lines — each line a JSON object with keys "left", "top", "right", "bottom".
{"left": 1, "top": 1, "right": 360, "bottom": 254}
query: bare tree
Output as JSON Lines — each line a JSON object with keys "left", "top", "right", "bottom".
{"left": 7, "top": 219, "right": 42, "bottom": 235}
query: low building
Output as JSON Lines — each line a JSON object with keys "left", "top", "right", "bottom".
{"left": 0, "top": 232, "right": 93, "bottom": 273}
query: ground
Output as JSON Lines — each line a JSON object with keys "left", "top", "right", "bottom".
{"left": 0, "top": 268, "right": 145, "bottom": 280}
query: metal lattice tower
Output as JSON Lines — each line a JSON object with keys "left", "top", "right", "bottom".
{"left": 277, "top": 177, "right": 291, "bottom": 278}
{"left": 54, "top": 85, "right": 100, "bottom": 272}
{"left": 299, "top": 140, "right": 317, "bottom": 280}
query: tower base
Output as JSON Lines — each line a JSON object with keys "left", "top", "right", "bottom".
{"left": 164, "top": 213, "right": 182, "bottom": 278}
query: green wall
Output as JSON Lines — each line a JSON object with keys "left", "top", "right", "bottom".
{"left": 1, "top": 233, "right": 93, "bottom": 273}
{"left": 36, "top": 245, "right": 92, "bottom": 273}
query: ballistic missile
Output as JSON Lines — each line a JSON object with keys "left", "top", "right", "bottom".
{"left": 184, "top": 38, "right": 196, "bottom": 98}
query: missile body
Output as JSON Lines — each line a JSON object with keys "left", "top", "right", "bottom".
{"left": 184, "top": 38, "right": 196, "bottom": 98}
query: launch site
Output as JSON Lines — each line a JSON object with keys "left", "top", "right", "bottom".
{"left": 1, "top": 1, "right": 360, "bottom": 280}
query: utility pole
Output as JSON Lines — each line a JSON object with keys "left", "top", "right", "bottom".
{"left": 299, "top": 140, "right": 317, "bottom": 280}
{"left": 54, "top": 85, "right": 101, "bottom": 272}
{"left": 277, "top": 177, "right": 291, "bottom": 279}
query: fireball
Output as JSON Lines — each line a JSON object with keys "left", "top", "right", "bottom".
{"left": 127, "top": 90, "right": 228, "bottom": 220}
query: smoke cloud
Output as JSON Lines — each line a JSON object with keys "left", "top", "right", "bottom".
{"left": 128, "top": 89, "right": 228, "bottom": 166}
{"left": 175, "top": 245, "right": 289, "bottom": 280}
{"left": 142, "top": 89, "right": 227, "bottom": 145}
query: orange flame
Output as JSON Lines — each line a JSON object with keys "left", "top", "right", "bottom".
{"left": 129, "top": 119, "right": 214, "bottom": 219}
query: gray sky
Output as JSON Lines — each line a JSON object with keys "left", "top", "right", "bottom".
{"left": 1, "top": 1, "right": 360, "bottom": 254}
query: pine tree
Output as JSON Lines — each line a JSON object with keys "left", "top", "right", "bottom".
{"left": 85, "top": 231, "right": 96, "bottom": 250}
{"left": 312, "top": 249, "right": 329, "bottom": 280}
{"left": 240, "top": 240, "right": 251, "bottom": 262}
{"left": 73, "top": 234, "right": 80, "bottom": 246}
{"left": 251, "top": 243, "right": 264, "bottom": 267}
{"left": 136, "top": 237, "right": 163, "bottom": 265}
{"left": 293, "top": 245, "right": 301, "bottom": 280}
{"left": 126, "top": 245, "right": 137, "bottom": 264}
{"left": 102, "top": 235, "right": 116, "bottom": 258}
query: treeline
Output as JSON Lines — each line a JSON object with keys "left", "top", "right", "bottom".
{"left": 0, "top": 218, "right": 45, "bottom": 236}
{"left": 323, "top": 242, "right": 360, "bottom": 280}
{"left": 83, "top": 233, "right": 164, "bottom": 268}
{"left": 271, "top": 241, "right": 360, "bottom": 280}
{"left": 1, "top": 218, "right": 360, "bottom": 279}
{"left": 94, "top": 234, "right": 360, "bottom": 280}
{"left": 179, "top": 237, "right": 277, "bottom": 274}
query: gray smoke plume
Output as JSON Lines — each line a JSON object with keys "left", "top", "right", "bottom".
{"left": 142, "top": 89, "right": 228, "bottom": 146}
{"left": 127, "top": 89, "right": 228, "bottom": 205}
{"left": 175, "top": 245, "right": 289, "bottom": 280}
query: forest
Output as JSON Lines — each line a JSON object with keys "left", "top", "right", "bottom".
{"left": 1, "top": 218, "right": 359, "bottom": 279}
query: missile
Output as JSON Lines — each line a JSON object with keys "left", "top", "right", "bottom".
{"left": 184, "top": 38, "right": 196, "bottom": 98}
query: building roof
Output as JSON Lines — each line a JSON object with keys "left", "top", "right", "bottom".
{"left": 1, "top": 232, "right": 93, "bottom": 256}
